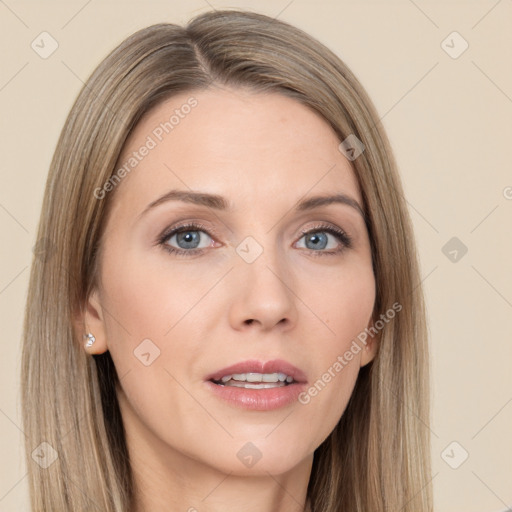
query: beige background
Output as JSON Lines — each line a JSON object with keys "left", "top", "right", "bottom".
{"left": 1, "top": 1, "right": 511, "bottom": 510}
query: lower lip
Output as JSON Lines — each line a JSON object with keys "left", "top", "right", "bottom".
{"left": 204, "top": 380, "right": 307, "bottom": 411}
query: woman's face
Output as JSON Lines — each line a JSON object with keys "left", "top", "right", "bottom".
{"left": 86, "top": 86, "right": 377, "bottom": 476}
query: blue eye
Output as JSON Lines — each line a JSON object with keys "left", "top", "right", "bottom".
{"left": 157, "top": 222, "right": 352, "bottom": 257}
{"left": 296, "top": 225, "right": 352, "bottom": 256}
{"left": 159, "top": 223, "right": 213, "bottom": 255}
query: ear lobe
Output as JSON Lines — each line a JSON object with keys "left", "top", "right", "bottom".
{"left": 359, "top": 315, "right": 380, "bottom": 368}
{"left": 73, "top": 288, "right": 109, "bottom": 355}
{"left": 360, "top": 338, "right": 378, "bottom": 367}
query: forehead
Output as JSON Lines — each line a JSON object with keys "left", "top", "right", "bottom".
{"left": 111, "top": 87, "right": 362, "bottom": 216}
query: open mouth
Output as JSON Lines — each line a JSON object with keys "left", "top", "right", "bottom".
{"left": 210, "top": 372, "right": 296, "bottom": 389}
{"left": 205, "top": 365, "right": 307, "bottom": 410}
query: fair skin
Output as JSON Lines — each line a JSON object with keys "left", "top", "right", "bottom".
{"left": 81, "top": 86, "right": 378, "bottom": 512}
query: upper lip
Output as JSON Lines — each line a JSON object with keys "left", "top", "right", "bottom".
{"left": 205, "top": 359, "right": 308, "bottom": 383}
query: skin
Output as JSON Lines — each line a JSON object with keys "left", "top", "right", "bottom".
{"left": 80, "top": 86, "right": 379, "bottom": 512}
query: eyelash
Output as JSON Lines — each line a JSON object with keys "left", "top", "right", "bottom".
{"left": 156, "top": 222, "right": 353, "bottom": 257}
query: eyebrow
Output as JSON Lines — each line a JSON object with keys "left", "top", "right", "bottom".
{"left": 138, "top": 189, "right": 366, "bottom": 220}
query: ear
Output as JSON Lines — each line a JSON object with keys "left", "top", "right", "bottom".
{"left": 73, "top": 288, "right": 109, "bottom": 355}
{"left": 359, "top": 313, "right": 381, "bottom": 367}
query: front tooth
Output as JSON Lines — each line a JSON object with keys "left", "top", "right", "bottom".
{"left": 225, "top": 373, "right": 288, "bottom": 383}
{"left": 246, "top": 373, "right": 263, "bottom": 382}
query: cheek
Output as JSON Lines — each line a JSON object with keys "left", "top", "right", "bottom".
{"left": 98, "top": 255, "right": 205, "bottom": 439}
{"left": 100, "top": 248, "right": 216, "bottom": 345}
{"left": 96, "top": 251, "right": 175, "bottom": 383}
{"left": 297, "top": 360, "right": 360, "bottom": 447}
{"left": 97, "top": 250, "right": 213, "bottom": 410}
{"left": 293, "top": 261, "right": 375, "bottom": 446}
{"left": 300, "top": 254, "right": 376, "bottom": 345}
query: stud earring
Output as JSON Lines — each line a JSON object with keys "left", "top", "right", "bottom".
{"left": 84, "top": 333, "right": 96, "bottom": 348}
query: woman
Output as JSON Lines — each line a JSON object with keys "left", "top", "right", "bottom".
{"left": 21, "top": 9, "right": 432, "bottom": 512}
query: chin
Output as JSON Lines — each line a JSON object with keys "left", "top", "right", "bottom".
{"left": 210, "top": 441, "right": 310, "bottom": 477}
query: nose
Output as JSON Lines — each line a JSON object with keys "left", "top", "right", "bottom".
{"left": 228, "top": 247, "right": 298, "bottom": 332}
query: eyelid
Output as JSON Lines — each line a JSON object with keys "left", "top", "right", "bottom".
{"left": 157, "top": 221, "right": 217, "bottom": 243}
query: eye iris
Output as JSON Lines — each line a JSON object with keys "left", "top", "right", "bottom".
{"left": 176, "top": 231, "right": 200, "bottom": 249}
{"left": 306, "top": 232, "right": 327, "bottom": 250}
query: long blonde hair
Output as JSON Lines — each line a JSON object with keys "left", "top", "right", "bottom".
{"left": 21, "top": 9, "right": 432, "bottom": 511}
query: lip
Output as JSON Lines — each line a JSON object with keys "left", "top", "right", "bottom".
{"left": 204, "top": 359, "right": 308, "bottom": 411}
